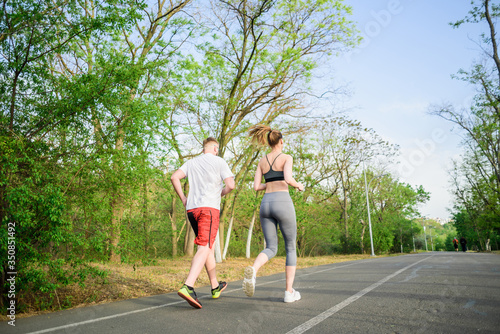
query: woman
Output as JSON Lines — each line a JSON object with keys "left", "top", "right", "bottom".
{"left": 243, "top": 124, "right": 304, "bottom": 303}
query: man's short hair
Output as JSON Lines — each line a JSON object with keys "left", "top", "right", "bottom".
{"left": 203, "top": 137, "right": 218, "bottom": 148}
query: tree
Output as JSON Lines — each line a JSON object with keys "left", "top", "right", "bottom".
{"left": 169, "top": 0, "right": 359, "bottom": 252}
{"left": 50, "top": 0, "right": 196, "bottom": 262}
{"left": 291, "top": 117, "right": 396, "bottom": 253}
{"left": 432, "top": 0, "right": 500, "bottom": 249}
{"left": 0, "top": 0, "right": 136, "bottom": 310}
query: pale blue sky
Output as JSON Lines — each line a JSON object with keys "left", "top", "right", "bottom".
{"left": 331, "top": 0, "right": 489, "bottom": 219}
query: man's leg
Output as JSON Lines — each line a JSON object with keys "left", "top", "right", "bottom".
{"left": 178, "top": 243, "right": 209, "bottom": 309}
{"left": 184, "top": 208, "right": 217, "bottom": 287}
{"left": 185, "top": 244, "right": 212, "bottom": 287}
{"left": 205, "top": 244, "right": 219, "bottom": 289}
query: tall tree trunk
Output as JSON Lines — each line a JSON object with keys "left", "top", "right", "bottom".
{"left": 343, "top": 193, "right": 348, "bottom": 241}
{"left": 182, "top": 181, "right": 195, "bottom": 256}
{"left": 475, "top": 224, "right": 484, "bottom": 251}
{"left": 340, "top": 171, "right": 349, "bottom": 253}
{"left": 222, "top": 201, "right": 237, "bottom": 259}
{"left": 218, "top": 148, "right": 258, "bottom": 255}
{"left": 110, "top": 127, "right": 124, "bottom": 263}
{"left": 222, "top": 191, "right": 240, "bottom": 260}
{"left": 214, "top": 230, "right": 222, "bottom": 262}
{"left": 484, "top": 0, "right": 500, "bottom": 84}
{"left": 0, "top": 173, "right": 10, "bottom": 309}
{"left": 246, "top": 209, "right": 257, "bottom": 258}
{"left": 183, "top": 215, "right": 195, "bottom": 256}
{"left": 142, "top": 181, "right": 148, "bottom": 255}
{"left": 359, "top": 219, "right": 366, "bottom": 254}
{"left": 218, "top": 200, "right": 227, "bottom": 258}
{"left": 110, "top": 194, "right": 123, "bottom": 263}
{"left": 9, "top": 68, "right": 22, "bottom": 132}
{"left": 222, "top": 215, "right": 233, "bottom": 260}
{"left": 298, "top": 226, "right": 306, "bottom": 257}
{"left": 171, "top": 196, "right": 178, "bottom": 257}
{"left": 400, "top": 227, "right": 403, "bottom": 253}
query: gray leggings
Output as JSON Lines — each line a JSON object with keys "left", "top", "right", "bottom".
{"left": 259, "top": 192, "right": 297, "bottom": 266}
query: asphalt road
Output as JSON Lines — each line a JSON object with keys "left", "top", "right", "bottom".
{"left": 3, "top": 252, "right": 500, "bottom": 334}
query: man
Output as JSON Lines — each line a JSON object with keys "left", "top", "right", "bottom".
{"left": 460, "top": 236, "right": 467, "bottom": 252}
{"left": 170, "top": 137, "right": 235, "bottom": 309}
{"left": 453, "top": 237, "right": 459, "bottom": 252}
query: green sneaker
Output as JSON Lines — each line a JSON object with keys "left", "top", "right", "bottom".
{"left": 211, "top": 281, "right": 227, "bottom": 299}
{"left": 177, "top": 284, "right": 202, "bottom": 309}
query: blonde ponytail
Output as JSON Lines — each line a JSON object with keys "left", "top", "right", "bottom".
{"left": 248, "top": 124, "right": 283, "bottom": 147}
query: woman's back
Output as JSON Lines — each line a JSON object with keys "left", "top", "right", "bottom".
{"left": 259, "top": 153, "right": 289, "bottom": 193}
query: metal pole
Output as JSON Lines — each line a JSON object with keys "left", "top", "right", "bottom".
{"left": 363, "top": 161, "right": 375, "bottom": 257}
{"left": 423, "top": 223, "right": 428, "bottom": 251}
{"left": 430, "top": 227, "right": 434, "bottom": 251}
{"left": 411, "top": 223, "right": 416, "bottom": 252}
{"left": 400, "top": 226, "right": 403, "bottom": 253}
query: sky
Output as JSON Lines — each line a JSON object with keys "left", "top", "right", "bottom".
{"left": 328, "top": 0, "right": 489, "bottom": 220}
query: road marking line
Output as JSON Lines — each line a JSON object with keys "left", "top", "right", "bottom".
{"left": 26, "top": 300, "right": 186, "bottom": 334}
{"left": 25, "top": 257, "right": 390, "bottom": 333}
{"left": 251, "top": 261, "right": 363, "bottom": 288}
{"left": 286, "top": 255, "right": 434, "bottom": 334}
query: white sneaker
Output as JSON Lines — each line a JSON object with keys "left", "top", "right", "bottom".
{"left": 284, "top": 289, "right": 301, "bottom": 303}
{"left": 242, "top": 266, "right": 256, "bottom": 297}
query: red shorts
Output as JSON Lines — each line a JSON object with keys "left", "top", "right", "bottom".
{"left": 187, "top": 207, "right": 220, "bottom": 248}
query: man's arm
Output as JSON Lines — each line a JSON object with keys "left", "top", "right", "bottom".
{"left": 221, "top": 176, "right": 235, "bottom": 197}
{"left": 170, "top": 169, "right": 187, "bottom": 206}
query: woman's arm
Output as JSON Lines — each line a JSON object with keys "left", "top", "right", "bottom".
{"left": 253, "top": 163, "right": 266, "bottom": 191}
{"left": 283, "top": 155, "right": 304, "bottom": 191}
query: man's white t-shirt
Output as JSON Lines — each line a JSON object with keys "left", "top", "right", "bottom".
{"left": 180, "top": 153, "right": 234, "bottom": 211}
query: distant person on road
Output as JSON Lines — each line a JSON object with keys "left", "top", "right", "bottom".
{"left": 243, "top": 125, "right": 304, "bottom": 303}
{"left": 171, "top": 137, "right": 235, "bottom": 309}
{"left": 453, "top": 237, "right": 459, "bottom": 252}
{"left": 460, "top": 236, "right": 467, "bottom": 252}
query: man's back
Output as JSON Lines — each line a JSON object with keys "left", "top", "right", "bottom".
{"left": 180, "top": 153, "right": 233, "bottom": 210}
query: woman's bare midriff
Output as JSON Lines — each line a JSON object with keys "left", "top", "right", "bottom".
{"left": 265, "top": 180, "right": 289, "bottom": 193}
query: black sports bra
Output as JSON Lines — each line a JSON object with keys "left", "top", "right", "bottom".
{"left": 263, "top": 153, "right": 285, "bottom": 183}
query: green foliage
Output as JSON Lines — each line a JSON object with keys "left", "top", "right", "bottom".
{"left": 0, "top": 136, "right": 107, "bottom": 312}
{"left": 439, "top": 0, "right": 500, "bottom": 251}
{"left": 1, "top": 0, "right": 442, "bottom": 315}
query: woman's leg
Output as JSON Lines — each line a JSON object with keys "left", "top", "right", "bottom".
{"left": 243, "top": 200, "right": 278, "bottom": 297}
{"left": 257, "top": 201, "right": 279, "bottom": 272}
{"left": 275, "top": 196, "right": 297, "bottom": 293}
{"left": 252, "top": 252, "right": 269, "bottom": 272}
{"left": 285, "top": 265, "right": 296, "bottom": 293}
